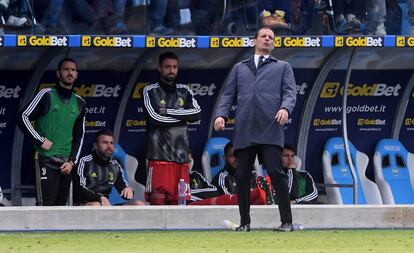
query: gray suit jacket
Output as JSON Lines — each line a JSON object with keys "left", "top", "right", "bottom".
{"left": 214, "top": 55, "right": 297, "bottom": 150}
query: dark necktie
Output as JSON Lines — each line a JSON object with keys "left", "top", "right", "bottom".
{"left": 257, "top": 55, "right": 265, "bottom": 69}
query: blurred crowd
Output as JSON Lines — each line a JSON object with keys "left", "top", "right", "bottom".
{"left": 0, "top": 0, "right": 413, "bottom": 36}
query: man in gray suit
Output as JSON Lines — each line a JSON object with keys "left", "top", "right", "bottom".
{"left": 214, "top": 27, "right": 297, "bottom": 232}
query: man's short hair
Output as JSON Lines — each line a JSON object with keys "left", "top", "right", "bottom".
{"left": 254, "top": 26, "right": 274, "bottom": 39}
{"left": 224, "top": 141, "right": 233, "bottom": 155}
{"left": 95, "top": 129, "right": 114, "bottom": 142}
{"left": 159, "top": 51, "right": 179, "bottom": 66}
{"left": 284, "top": 144, "right": 296, "bottom": 154}
{"left": 57, "top": 58, "right": 77, "bottom": 70}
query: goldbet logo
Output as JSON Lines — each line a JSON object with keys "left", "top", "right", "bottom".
{"left": 74, "top": 84, "right": 121, "bottom": 98}
{"left": 157, "top": 37, "right": 196, "bottom": 48}
{"left": 146, "top": 37, "right": 156, "bottom": 47}
{"left": 313, "top": 119, "right": 342, "bottom": 126}
{"left": 188, "top": 83, "right": 216, "bottom": 96}
{"left": 283, "top": 37, "right": 321, "bottom": 47}
{"left": 405, "top": 118, "right": 414, "bottom": 126}
{"left": 82, "top": 36, "right": 91, "bottom": 46}
{"left": 17, "top": 35, "right": 27, "bottom": 46}
{"left": 221, "top": 37, "right": 253, "bottom": 47}
{"left": 396, "top": 36, "right": 405, "bottom": 47}
{"left": 320, "top": 83, "right": 401, "bottom": 98}
{"left": 210, "top": 37, "right": 219, "bottom": 48}
{"left": 345, "top": 37, "right": 383, "bottom": 47}
{"left": 335, "top": 37, "right": 344, "bottom": 47}
{"left": 320, "top": 82, "right": 340, "bottom": 98}
{"left": 226, "top": 118, "right": 235, "bottom": 125}
{"left": 24, "top": 36, "right": 68, "bottom": 46}
{"left": 408, "top": 37, "right": 414, "bottom": 47}
{"left": 85, "top": 120, "right": 106, "bottom": 127}
{"left": 0, "top": 85, "right": 21, "bottom": 98}
{"left": 296, "top": 83, "right": 308, "bottom": 95}
{"left": 92, "top": 36, "right": 132, "bottom": 47}
{"left": 126, "top": 120, "right": 146, "bottom": 127}
{"left": 357, "top": 118, "right": 386, "bottom": 126}
{"left": 132, "top": 83, "right": 149, "bottom": 99}
{"left": 341, "top": 84, "right": 401, "bottom": 96}
{"left": 274, "top": 37, "right": 282, "bottom": 47}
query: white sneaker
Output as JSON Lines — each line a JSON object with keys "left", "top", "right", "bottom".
{"left": 375, "top": 23, "right": 387, "bottom": 36}
{"left": 6, "top": 15, "right": 27, "bottom": 27}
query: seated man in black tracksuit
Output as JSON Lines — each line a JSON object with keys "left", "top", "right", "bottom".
{"left": 72, "top": 129, "right": 135, "bottom": 206}
{"left": 276, "top": 144, "right": 318, "bottom": 204}
{"left": 211, "top": 141, "right": 238, "bottom": 195}
{"left": 188, "top": 151, "right": 221, "bottom": 203}
{"left": 211, "top": 142, "right": 259, "bottom": 196}
{"left": 190, "top": 143, "right": 273, "bottom": 205}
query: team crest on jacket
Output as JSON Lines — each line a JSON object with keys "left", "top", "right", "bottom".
{"left": 178, "top": 97, "right": 185, "bottom": 107}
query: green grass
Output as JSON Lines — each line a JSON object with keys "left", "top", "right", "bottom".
{"left": 0, "top": 230, "right": 413, "bottom": 253}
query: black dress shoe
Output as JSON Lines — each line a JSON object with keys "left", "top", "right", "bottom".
{"left": 235, "top": 224, "right": 250, "bottom": 232}
{"left": 273, "top": 222, "right": 293, "bottom": 232}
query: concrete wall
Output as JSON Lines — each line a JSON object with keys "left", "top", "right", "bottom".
{"left": 0, "top": 205, "right": 414, "bottom": 231}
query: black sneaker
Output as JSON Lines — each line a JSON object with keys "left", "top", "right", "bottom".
{"left": 256, "top": 176, "right": 274, "bottom": 205}
{"left": 273, "top": 222, "right": 293, "bottom": 232}
{"left": 235, "top": 224, "right": 250, "bottom": 232}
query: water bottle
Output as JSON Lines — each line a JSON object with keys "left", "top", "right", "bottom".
{"left": 178, "top": 179, "right": 186, "bottom": 205}
{"left": 0, "top": 186, "right": 3, "bottom": 203}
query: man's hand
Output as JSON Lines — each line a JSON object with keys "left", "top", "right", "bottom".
{"left": 120, "top": 187, "right": 134, "bottom": 200}
{"left": 214, "top": 117, "right": 225, "bottom": 131}
{"left": 275, "top": 108, "right": 289, "bottom": 125}
{"left": 60, "top": 161, "right": 73, "bottom": 175}
{"left": 41, "top": 138, "right": 53, "bottom": 151}
{"left": 100, "top": 196, "right": 111, "bottom": 206}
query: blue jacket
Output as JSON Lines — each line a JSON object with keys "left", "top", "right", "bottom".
{"left": 214, "top": 55, "right": 297, "bottom": 150}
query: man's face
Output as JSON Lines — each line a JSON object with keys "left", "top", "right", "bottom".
{"left": 95, "top": 134, "right": 115, "bottom": 159}
{"left": 282, "top": 148, "right": 296, "bottom": 169}
{"left": 56, "top": 61, "right": 78, "bottom": 88}
{"left": 158, "top": 58, "right": 178, "bottom": 82}
{"left": 254, "top": 28, "right": 275, "bottom": 54}
{"left": 224, "top": 147, "right": 237, "bottom": 169}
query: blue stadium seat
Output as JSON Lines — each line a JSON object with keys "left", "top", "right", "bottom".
{"left": 373, "top": 139, "right": 414, "bottom": 204}
{"left": 109, "top": 144, "right": 143, "bottom": 205}
{"left": 201, "top": 137, "right": 231, "bottom": 181}
{"left": 322, "top": 137, "right": 382, "bottom": 204}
